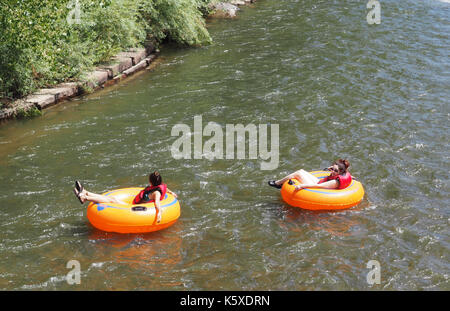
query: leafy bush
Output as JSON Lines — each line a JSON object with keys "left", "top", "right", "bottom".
{"left": 139, "top": 0, "right": 212, "bottom": 45}
{"left": 16, "top": 106, "right": 42, "bottom": 119}
{"left": 0, "top": 0, "right": 215, "bottom": 100}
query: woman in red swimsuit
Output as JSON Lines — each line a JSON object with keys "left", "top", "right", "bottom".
{"left": 73, "top": 171, "right": 177, "bottom": 223}
{"left": 268, "top": 159, "right": 352, "bottom": 190}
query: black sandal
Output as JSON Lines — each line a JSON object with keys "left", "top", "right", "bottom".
{"left": 268, "top": 180, "right": 282, "bottom": 189}
{"left": 73, "top": 188, "right": 84, "bottom": 205}
{"left": 75, "top": 180, "right": 84, "bottom": 192}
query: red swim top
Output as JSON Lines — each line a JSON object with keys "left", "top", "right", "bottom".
{"left": 318, "top": 172, "right": 352, "bottom": 189}
{"left": 132, "top": 183, "right": 167, "bottom": 204}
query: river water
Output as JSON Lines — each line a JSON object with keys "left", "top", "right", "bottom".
{"left": 0, "top": 0, "right": 449, "bottom": 290}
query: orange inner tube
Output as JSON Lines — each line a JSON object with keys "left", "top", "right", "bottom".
{"left": 87, "top": 187, "right": 180, "bottom": 233}
{"left": 280, "top": 171, "right": 364, "bottom": 211}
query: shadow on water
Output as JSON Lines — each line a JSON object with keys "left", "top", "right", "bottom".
{"left": 82, "top": 224, "right": 184, "bottom": 290}
{"left": 280, "top": 198, "right": 371, "bottom": 237}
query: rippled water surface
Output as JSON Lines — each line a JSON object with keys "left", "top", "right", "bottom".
{"left": 0, "top": 0, "right": 449, "bottom": 290}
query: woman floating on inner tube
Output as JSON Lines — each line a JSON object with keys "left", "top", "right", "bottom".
{"left": 268, "top": 159, "right": 352, "bottom": 190}
{"left": 73, "top": 171, "right": 178, "bottom": 223}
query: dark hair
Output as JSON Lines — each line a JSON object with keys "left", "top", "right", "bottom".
{"left": 149, "top": 171, "right": 162, "bottom": 186}
{"left": 334, "top": 159, "right": 350, "bottom": 174}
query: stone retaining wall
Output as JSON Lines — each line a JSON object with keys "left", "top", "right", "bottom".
{"left": 0, "top": 1, "right": 256, "bottom": 122}
{"left": 0, "top": 46, "right": 158, "bottom": 121}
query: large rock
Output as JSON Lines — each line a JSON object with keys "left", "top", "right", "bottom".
{"left": 98, "top": 63, "right": 121, "bottom": 78}
{"left": 99, "top": 48, "right": 149, "bottom": 78}
{"left": 25, "top": 94, "right": 56, "bottom": 110}
{"left": 110, "top": 55, "right": 133, "bottom": 73}
{"left": 209, "top": 2, "right": 240, "bottom": 18}
{"left": 35, "top": 83, "right": 78, "bottom": 102}
{"left": 116, "top": 48, "right": 147, "bottom": 66}
{"left": 57, "top": 82, "right": 79, "bottom": 96}
{"left": 84, "top": 70, "right": 109, "bottom": 89}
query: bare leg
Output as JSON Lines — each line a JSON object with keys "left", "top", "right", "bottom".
{"left": 275, "top": 169, "right": 319, "bottom": 186}
{"left": 79, "top": 190, "right": 126, "bottom": 205}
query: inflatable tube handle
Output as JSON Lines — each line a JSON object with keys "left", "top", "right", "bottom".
{"left": 132, "top": 206, "right": 147, "bottom": 212}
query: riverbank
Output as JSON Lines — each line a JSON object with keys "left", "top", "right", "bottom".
{"left": 0, "top": 0, "right": 256, "bottom": 122}
{"left": 0, "top": 46, "right": 157, "bottom": 121}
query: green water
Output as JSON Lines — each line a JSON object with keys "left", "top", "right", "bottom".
{"left": 0, "top": 0, "right": 449, "bottom": 290}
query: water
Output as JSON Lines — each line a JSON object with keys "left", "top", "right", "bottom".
{"left": 0, "top": 0, "right": 449, "bottom": 290}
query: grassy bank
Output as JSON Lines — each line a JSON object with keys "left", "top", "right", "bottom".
{"left": 0, "top": 0, "right": 219, "bottom": 103}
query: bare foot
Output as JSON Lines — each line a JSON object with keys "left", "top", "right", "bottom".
{"left": 78, "top": 191, "right": 87, "bottom": 203}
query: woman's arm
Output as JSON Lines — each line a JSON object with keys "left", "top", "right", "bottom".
{"left": 152, "top": 191, "right": 162, "bottom": 223}
{"left": 295, "top": 179, "right": 338, "bottom": 190}
{"left": 167, "top": 188, "right": 178, "bottom": 198}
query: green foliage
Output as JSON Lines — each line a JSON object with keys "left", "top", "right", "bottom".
{"left": 0, "top": 0, "right": 215, "bottom": 100}
{"left": 15, "top": 106, "right": 42, "bottom": 119}
{"left": 139, "top": 0, "right": 212, "bottom": 46}
{"left": 0, "top": 44, "right": 34, "bottom": 99}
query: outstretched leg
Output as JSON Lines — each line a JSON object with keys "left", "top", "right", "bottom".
{"left": 275, "top": 169, "right": 319, "bottom": 186}
{"left": 76, "top": 189, "right": 126, "bottom": 205}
